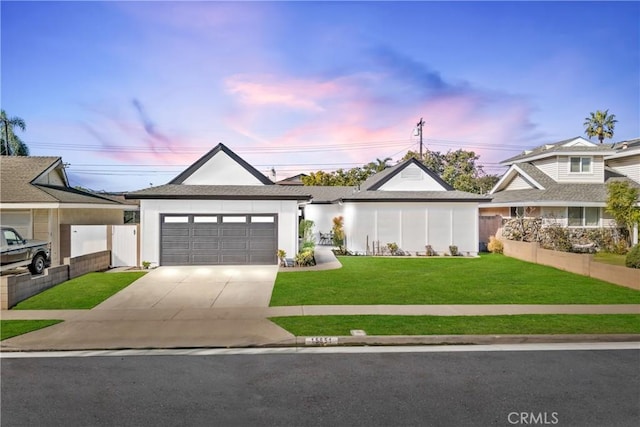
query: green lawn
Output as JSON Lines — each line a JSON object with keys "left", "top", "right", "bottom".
{"left": 592, "top": 252, "right": 627, "bottom": 267}
{"left": 270, "top": 254, "right": 640, "bottom": 306}
{"left": 13, "top": 272, "right": 145, "bottom": 310}
{"left": 1, "top": 320, "right": 63, "bottom": 340}
{"left": 270, "top": 314, "right": 640, "bottom": 336}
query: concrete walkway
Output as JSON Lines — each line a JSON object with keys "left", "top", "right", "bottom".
{"left": 1, "top": 249, "right": 639, "bottom": 351}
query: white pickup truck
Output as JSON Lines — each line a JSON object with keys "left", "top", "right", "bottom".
{"left": 0, "top": 227, "right": 51, "bottom": 274}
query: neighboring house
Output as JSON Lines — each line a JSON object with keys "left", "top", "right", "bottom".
{"left": 0, "top": 156, "right": 130, "bottom": 265}
{"left": 127, "top": 144, "right": 489, "bottom": 266}
{"left": 481, "top": 136, "right": 640, "bottom": 229}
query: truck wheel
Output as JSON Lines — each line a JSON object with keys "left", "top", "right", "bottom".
{"left": 29, "top": 254, "right": 46, "bottom": 275}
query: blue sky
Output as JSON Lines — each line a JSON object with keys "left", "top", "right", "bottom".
{"left": 2, "top": 1, "right": 638, "bottom": 191}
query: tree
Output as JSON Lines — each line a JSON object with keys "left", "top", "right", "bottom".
{"left": 606, "top": 181, "right": 640, "bottom": 245}
{"left": 583, "top": 109, "right": 617, "bottom": 144}
{"left": 302, "top": 166, "right": 376, "bottom": 186}
{"left": 364, "top": 157, "right": 392, "bottom": 173}
{"left": 0, "top": 110, "right": 29, "bottom": 156}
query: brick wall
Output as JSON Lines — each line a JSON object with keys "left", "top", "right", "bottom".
{"left": 1, "top": 250, "right": 111, "bottom": 309}
{"left": 503, "top": 240, "right": 639, "bottom": 290}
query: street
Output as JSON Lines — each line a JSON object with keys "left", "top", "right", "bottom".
{"left": 1, "top": 346, "right": 638, "bottom": 426}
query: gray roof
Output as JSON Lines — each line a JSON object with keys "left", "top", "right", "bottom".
{"left": 125, "top": 184, "right": 312, "bottom": 200}
{"left": 514, "top": 163, "right": 557, "bottom": 188}
{"left": 303, "top": 186, "right": 356, "bottom": 203}
{"left": 0, "top": 156, "right": 122, "bottom": 205}
{"left": 611, "top": 138, "right": 640, "bottom": 150}
{"left": 501, "top": 136, "right": 615, "bottom": 164}
{"left": 490, "top": 178, "right": 640, "bottom": 205}
{"left": 341, "top": 190, "right": 490, "bottom": 202}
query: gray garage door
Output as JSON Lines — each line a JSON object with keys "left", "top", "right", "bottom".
{"left": 160, "top": 214, "right": 277, "bottom": 266}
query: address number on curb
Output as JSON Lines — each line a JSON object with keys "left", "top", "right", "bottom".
{"left": 305, "top": 337, "right": 339, "bottom": 346}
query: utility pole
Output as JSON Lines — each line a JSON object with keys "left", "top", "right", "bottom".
{"left": 416, "top": 117, "right": 425, "bottom": 160}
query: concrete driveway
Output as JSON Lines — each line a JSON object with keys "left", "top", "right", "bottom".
{"left": 96, "top": 265, "right": 279, "bottom": 310}
{"left": 1, "top": 265, "right": 296, "bottom": 351}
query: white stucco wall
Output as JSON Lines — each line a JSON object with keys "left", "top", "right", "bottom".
{"left": 341, "top": 202, "right": 479, "bottom": 255}
{"left": 304, "top": 203, "right": 344, "bottom": 243}
{"left": 139, "top": 199, "right": 299, "bottom": 266}
{"left": 181, "top": 151, "right": 267, "bottom": 185}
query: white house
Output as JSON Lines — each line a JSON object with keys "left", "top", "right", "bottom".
{"left": 127, "top": 144, "right": 489, "bottom": 266}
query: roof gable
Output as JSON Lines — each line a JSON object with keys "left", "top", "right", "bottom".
{"left": 490, "top": 164, "right": 553, "bottom": 194}
{"left": 362, "top": 158, "right": 452, "bottom": 191}
{"left": 170, "top": 143, "right": 273, "bottom": 185}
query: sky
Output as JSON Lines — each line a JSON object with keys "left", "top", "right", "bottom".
{"left": 1, "top": 0, "right": 638, "bottom": 192}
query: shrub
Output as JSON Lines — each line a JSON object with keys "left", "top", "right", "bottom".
{"left": 449, "top": 245, "right": 459, "bottom": 256}
{"left": 302, "top": 241, "right": 315, "bottom": 251}
{"left": 425, "top": 245, "right": 437, "bottom": 256}
{"left": 487, "top": 236, "right": 503, "bottom": 254}
{"left": 332, "top": 216, "right": 345, "bottom": 251}
{"left": 625, "top": 244, "right": 640, "bottom": 269}
{"left": 387, "top": 242, "right": 399, "bottom": 255}
{"left": 299, "top": 219, "right": 315, "bottom": 246}
{"left": 295, "top": 250, "right": 316, "bottom": 267}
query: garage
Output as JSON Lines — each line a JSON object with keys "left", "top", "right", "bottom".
{"left": 160, "top": 214, "right": 277, "bottom": 265}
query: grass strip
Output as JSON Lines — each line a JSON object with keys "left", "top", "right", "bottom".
{"left": 271, "top": 255, "right": 640, "bottom": 306}
{"left": 13, "top": 272, "right": 146, "bottom": 310}
{"left": 270, "top": 314, "right": 640, "bottom": 336}
{"left": 1, "top": 320, "right": 63, "bottom": 340}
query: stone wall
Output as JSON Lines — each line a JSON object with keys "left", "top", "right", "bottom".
{"left": 0, "top": 250, "right": 111, "bottom": 309}
{"left": 503, "top": 240, "right": 639, "bottom": 290}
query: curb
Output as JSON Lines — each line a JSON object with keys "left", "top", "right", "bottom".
{"left": 292, "top": 334, "right": 640, "bottom": 347}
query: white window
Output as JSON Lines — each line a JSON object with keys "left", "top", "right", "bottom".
{"left": 164, "top": 216, "right": 189, "bottom": 223}
{"left": 570, "top": 157, "right": 591, "bottom": 173}
{"left": 194, "top": 216, "right": 218, "bottom": 223}
{"left": 568, "top": 207, "right": 599, "bottom": 227}
{"left": 223, "top": 216, "right": 246, "bottom": 223}
{"left": 251, "top": 216, "right": 274, "bottom": 223}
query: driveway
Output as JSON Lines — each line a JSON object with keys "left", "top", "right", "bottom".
{"left": 1, "top": 265, "right": 295, "bottom": 351}
{"left": 96, "top": 265, "right": 279, "bottom": 310}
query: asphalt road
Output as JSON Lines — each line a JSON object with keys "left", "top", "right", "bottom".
{"left": 1, "top": 348, "right": 638, "bottom": 426}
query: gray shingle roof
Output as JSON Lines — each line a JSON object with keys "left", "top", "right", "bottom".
{"left": 1, "top": 156, "right": 122, "bottom": 205}
{"left": 501, "top": 136, "right": 616, "bottom": 164}
{"left": 301, "top": 186, "right": 355, "bottom": 202}
{"left": 341, "top": 190, "right": 491, "bottom": 202}
{"left": 490, "top": 178, "right": 640, "bottom": 205}
{"left": 514, "top": 163, "right": 556, "bottom": 188}
{"left": 125, "top": 184, "right": 312, "bottom": 200}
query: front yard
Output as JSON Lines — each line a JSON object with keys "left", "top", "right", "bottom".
{"left": 270, "top": 254, "right": 640, "bottom": 306}
{"left": 2, "top": 272, "right": 145, "bottom": 341}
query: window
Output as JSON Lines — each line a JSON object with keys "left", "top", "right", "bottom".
{"left": 164, "top": 216, "right": 189, "bottom": 223}
{"left": 251, "top": 216, "right": 274, "bottom": 223}
{"left": 194, "top": 216, "right": 218, "bottom": 223}
{"left": 223, "top": 216, "right": 246, "bottom": 223}
{"left": 570, "top": 157, "right": 591, "bottom": 173}
{"left": 510, "top": 206, "right": 525, "bottom": 217}
{"left": 3, "top": 229, "right": 22, "bottom": 245}
{"left": 568, "top": 207, "right": 599, "bottom": 227}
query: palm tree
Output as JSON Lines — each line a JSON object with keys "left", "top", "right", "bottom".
{"left": 583, "top": 109, "right": 617, "bottom": 144}
{"left": 365, "top": 157, "right": 392, "bottom": 173}
{"left": 0, "top": 110, "right": 29, "bottom": 156}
